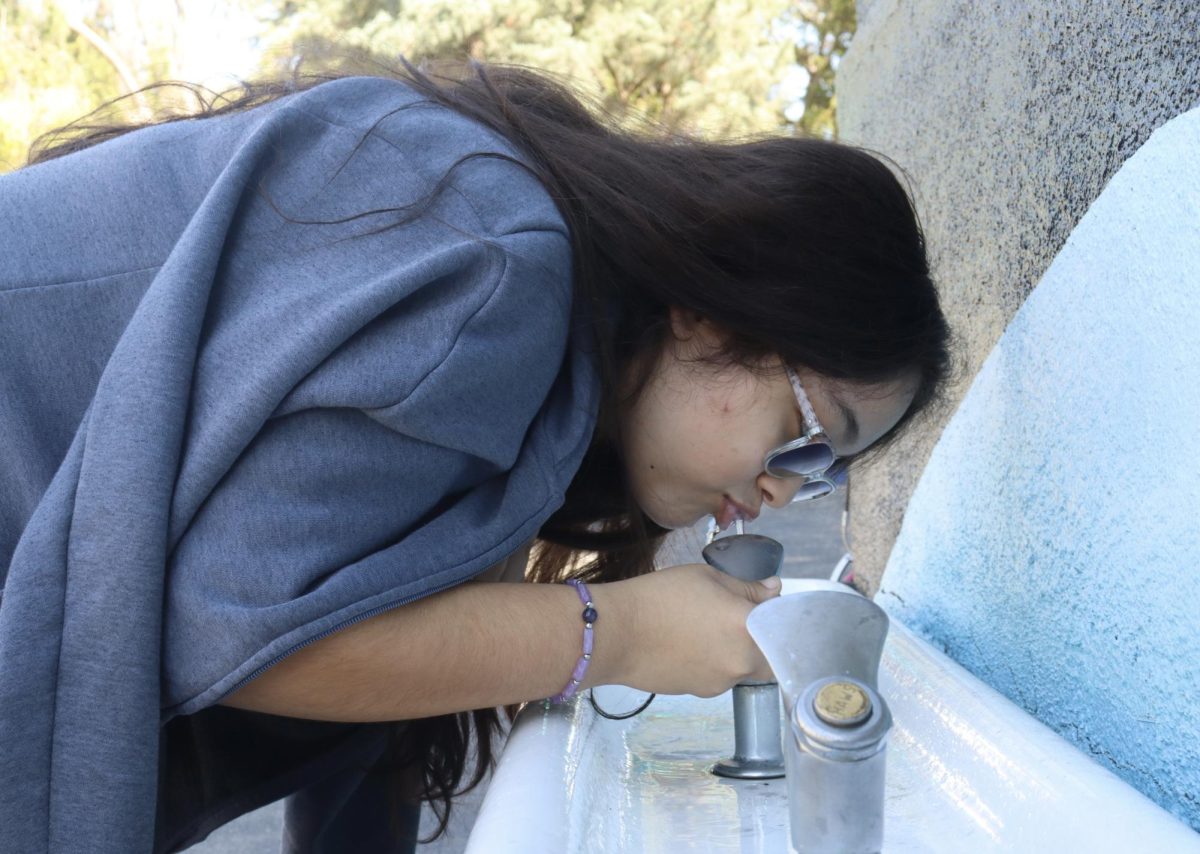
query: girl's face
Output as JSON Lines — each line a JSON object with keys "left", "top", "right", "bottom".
{"left": 618, "top": 307, "right": 918, "bottom": 530}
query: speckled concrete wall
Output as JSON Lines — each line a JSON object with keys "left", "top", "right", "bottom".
{"left": 878, "top": 106, "right": 1200, "bottom": 829}
{"left": 836, "top": 0, "right": 1200, "bottom": 594}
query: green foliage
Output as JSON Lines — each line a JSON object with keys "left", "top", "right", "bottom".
{"left": 786, "top": 0, "right": 854, "bottom": 137}
{"left": 0, "top": 1, "right": 859, "bottom": 174}
{"left": 0, "top": 1, "right": 123, "bottom": 170}
{"left": 260, "top": 0, "right": 800, "bottom": 138}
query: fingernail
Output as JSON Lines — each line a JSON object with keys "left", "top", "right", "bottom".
{"left": 760, "top": 576, "right": 782, "bottom": 591}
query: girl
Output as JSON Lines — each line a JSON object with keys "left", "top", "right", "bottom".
{"left": 0, "top": 60, "right": 949, "bottom": 853}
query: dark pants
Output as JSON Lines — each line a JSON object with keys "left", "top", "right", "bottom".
{"left": 155, "top": 705, "right": 420, "bottom": 853}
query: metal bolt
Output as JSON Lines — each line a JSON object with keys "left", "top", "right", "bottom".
{"left": 813, "top": 680, "right": 872, "bottom": 727}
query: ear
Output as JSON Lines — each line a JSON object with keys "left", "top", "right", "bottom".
{"left": 667, "top": 305, "right": 707, "bottom": 340}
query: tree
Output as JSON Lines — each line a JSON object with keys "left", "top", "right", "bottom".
{"left": 260, "top": 0, "right": 799, "bottom": 138}
{"left": 0, "top": 0, "right": 266, "bottom": 172}
{"left": 0, "top": 0, "right": 859, "bottom": 174}
{"left": 784, "top": 0, "right": 854, "bottom": 137}
{"left": 0, "top": 1, "right": 123, "bottom": 169}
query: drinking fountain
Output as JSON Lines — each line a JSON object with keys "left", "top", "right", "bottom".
{"left": 701, "top": 531, "right": 787, "bottom": 780}
{"left": 704, "top": 526, "right": 892, "bottom": 853}
{"left": 748, "top": 580, "right": 892, "bottom": 854}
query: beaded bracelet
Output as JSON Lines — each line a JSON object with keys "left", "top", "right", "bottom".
{"left": 546, "top": 579, "right": 596, "bottom": 706}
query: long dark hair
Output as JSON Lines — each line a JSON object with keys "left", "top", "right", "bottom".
{"left": 30, "top": 55, "right": 950, "bottom": 842}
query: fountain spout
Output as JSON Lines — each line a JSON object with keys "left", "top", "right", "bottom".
{"left": 747, "top": 581, "right": 892, "bottom": 854}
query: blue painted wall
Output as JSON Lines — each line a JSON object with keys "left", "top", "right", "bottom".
{"left": 878, "top": 108, "right": 1200, "bottom": 830}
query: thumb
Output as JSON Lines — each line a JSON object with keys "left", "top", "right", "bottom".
{"left": 747, "top": 575, "right": 782, "bottom": 603}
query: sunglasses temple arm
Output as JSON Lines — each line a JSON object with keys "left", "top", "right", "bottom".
{"left": 785, "top": 367, "right": 822, "bottom": 435}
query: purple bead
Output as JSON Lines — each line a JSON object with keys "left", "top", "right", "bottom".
{"left": 583, "top": 606, "right": 598, "bottom": 624}
{"left": 568, "top": 579, "right": 590, "bottom": 604}
{"left": 583, "top": 627, "right": 595, "bottom": 655}
{"left": 571, "top": 656, "right": 589, "bottom": 682}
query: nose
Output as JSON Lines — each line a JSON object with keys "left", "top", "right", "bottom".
{"left": 757, "top": 470, "right": 801, "bottom": 509}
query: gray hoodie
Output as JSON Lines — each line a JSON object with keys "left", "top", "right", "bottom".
{"left": 0, "top": 76, "right": 598, "bottom": 852}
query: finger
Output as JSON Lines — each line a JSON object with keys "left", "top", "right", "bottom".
{"left": 751, "top": 656, "right": 777, "bottom": 682}
{"left": 744, "top": 575, "right": 782, "bottom": 604}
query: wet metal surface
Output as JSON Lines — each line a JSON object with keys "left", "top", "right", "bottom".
{"left": 471, "top": 594, "right": 1200, "bottom": 853}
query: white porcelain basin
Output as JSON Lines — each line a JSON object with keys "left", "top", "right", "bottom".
{"left": 467, "top": 580, "right": 1199, "bottom": 852}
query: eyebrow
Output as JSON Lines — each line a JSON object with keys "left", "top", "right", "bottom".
{"left": 831, "top": 396, "right": 860, "bottom": 449}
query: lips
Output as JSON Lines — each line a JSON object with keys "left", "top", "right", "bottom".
{"left": 716, "top": 495, "right": 759, "bottom": 531}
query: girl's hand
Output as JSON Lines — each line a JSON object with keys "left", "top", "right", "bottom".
{"left": 597, "top": 564, "right": 782, "bottom": 698}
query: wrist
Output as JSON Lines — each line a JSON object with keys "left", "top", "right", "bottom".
{"left": 580, "top": 580, "right": 638, "bottom": 689}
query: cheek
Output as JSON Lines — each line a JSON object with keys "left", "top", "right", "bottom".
{"left": 686, "top": 393, "right": 770, "bottom": 480}
{"left": 623, "top": 375, "right": 771, "bottom": 492}
{"left": 623, "top": 401, "right": 705, "bottom": 499}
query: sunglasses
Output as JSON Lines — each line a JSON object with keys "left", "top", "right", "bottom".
{"left": 763, "top": 366, "right": 845, "bottom": 502}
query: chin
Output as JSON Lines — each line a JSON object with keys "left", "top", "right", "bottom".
{"left": 628, "top": 478, "right": 704, "bottom": 531}
{"left": 640, "top": 503, "right": 703, "bottom": 531}
{"left": 646, "top": 515, "right": 683, "bottom": 531}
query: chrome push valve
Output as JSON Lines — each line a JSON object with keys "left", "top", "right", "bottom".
{"left": 701, "top": 532, "right": 786, "bottom": 780}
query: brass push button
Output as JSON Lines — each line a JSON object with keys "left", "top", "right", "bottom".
{"left": 813, "top": 680, "right": 872, "bottom": 727}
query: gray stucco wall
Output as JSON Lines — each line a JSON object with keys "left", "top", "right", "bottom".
{"left": 879, "top": 106, "right": 1200, "bottom": 829}
{"left": 835, "top": 0, "right": 1200, "bottom": 592}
